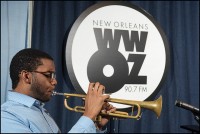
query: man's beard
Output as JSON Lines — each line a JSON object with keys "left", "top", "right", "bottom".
{"left": 31, "top": 77, "right": 51, "bottom": 102}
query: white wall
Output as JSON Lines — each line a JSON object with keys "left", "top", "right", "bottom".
{"left": 1, "top": 1, "right": 29, "bottom": 104}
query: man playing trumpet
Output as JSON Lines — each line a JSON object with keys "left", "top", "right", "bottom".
{"left": 1, "top": 48, "right": 116, "bottom": 133}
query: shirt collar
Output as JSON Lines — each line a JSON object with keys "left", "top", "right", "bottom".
{"left": 7, "top": 91, "right": 45, "bottom": 108}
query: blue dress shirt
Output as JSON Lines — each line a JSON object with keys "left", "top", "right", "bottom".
{"left": 1, "top": 91, "right": 97, "bottom": 133}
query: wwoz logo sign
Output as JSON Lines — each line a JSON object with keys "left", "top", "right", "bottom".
{"left": 66, "top": 1, "right": 170, "bottom": 108}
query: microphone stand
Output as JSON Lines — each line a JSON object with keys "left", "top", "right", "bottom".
{"left": 193, "top": 113, "right": 199, "bottom": 124}
{"left": 180, "top": 112, "right": 199, "bottom": 133}
{"left": 175, "top": 100, "right": 199, "bottom": 132}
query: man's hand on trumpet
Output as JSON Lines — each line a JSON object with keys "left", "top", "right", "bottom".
{"left": 83, "top": 82, "right": 116, "bottom": 130}
{"left": 95, "top": 102, "right": 116, "bottom": 130}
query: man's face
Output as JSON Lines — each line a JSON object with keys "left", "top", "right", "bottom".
{"left": 31, "top": 58, "right": 57, "bottom": 102}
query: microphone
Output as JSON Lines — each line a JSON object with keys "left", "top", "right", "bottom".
{"left": 175, "top": 100, "right": 199, "bottom": 115}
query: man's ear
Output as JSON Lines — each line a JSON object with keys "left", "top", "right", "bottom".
{"left": 20, "top": 70, "right": 31, "bottom": 84}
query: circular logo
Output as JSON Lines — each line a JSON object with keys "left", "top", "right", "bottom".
{"left": 66, "top": 1, "right": 170, "bottom": 109}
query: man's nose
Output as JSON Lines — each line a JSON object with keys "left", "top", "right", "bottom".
{"left": 51, "top": 78, "right": 57, "bottom": 85}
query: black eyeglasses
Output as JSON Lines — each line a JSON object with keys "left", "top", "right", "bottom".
{"left": 32, "top": 71, "right": 56, "bottom": 81}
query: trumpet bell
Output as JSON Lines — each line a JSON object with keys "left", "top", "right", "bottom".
{"left": 139, "top": 95, "right": 162, "bottom": 118}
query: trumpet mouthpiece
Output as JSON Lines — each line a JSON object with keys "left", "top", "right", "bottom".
{"left": 52, "top": 91, "right": 65, "bottom": 96}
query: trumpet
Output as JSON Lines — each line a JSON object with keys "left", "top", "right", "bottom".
{"left": 52, "top": 91, "right": 162, "bottom": 121}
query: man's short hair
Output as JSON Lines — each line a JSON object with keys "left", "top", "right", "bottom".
{"left": 10, "top": 48, "right": 53, "bottom": 89}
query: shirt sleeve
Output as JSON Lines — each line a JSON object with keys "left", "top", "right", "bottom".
{"left": 68, "top": 116, "right": 96, "bottom": 133}
{"left": 1, "top": 111, "right": 33, "bottom": 133}
{"left": 68, "top": 116, "right": 107, "bottom": 133}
